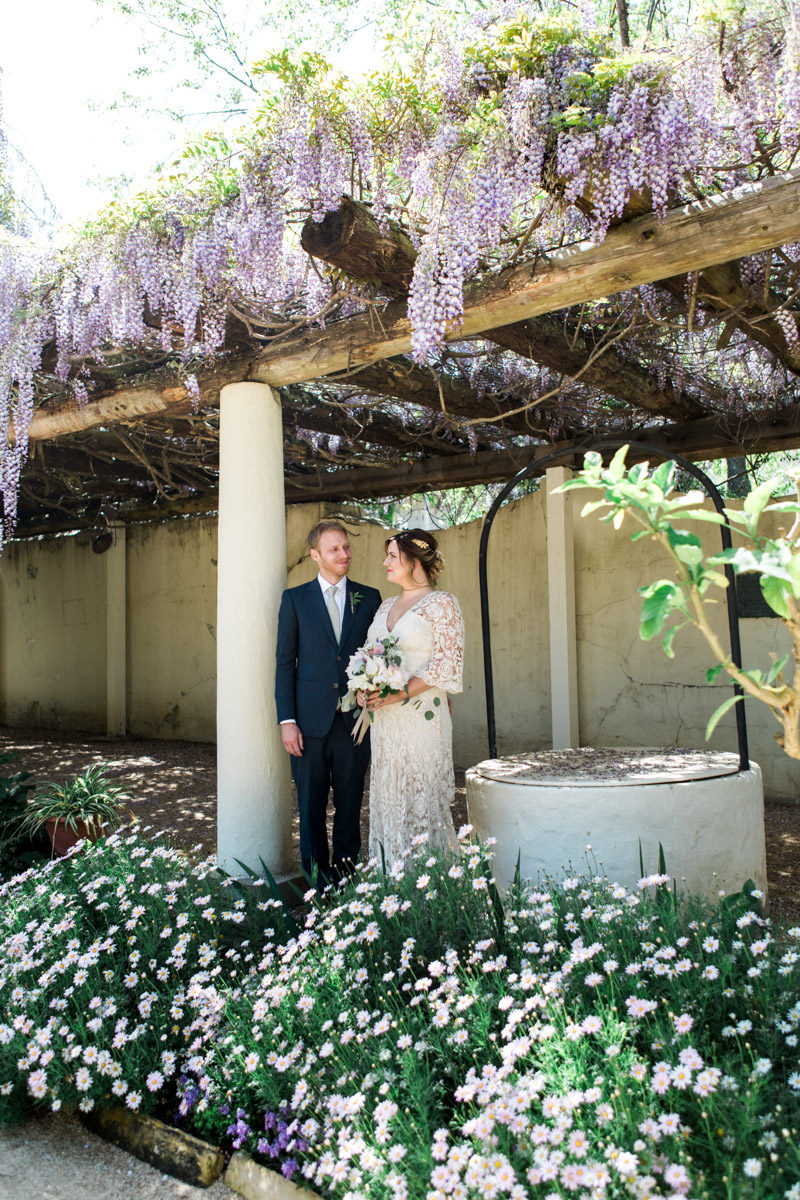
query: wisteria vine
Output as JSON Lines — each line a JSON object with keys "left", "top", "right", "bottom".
{"left": 1, "top": 0, "right": 800, "bottom": 548}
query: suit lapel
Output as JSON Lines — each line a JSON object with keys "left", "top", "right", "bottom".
{"left": 308, "top": 579, "right": 339, "bottom": 647}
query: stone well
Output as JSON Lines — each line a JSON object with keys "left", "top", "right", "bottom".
{"left": 466, "top": 747, "right": 766, "bottom": 901}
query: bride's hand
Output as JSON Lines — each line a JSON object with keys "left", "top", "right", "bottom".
{"left": 363, "top": 688, "right": 383, "bottom": 711}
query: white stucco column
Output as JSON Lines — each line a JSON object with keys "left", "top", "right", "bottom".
{"left": 106, "top": 523, "right": 127, "bottom": 737}
{"left": 216, "top": 381, "right": 293, "bottom": 875}
{"left": 546, "top": 466, "right": 579, "bottom": 748}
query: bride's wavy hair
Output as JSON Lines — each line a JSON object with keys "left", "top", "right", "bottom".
{"left": 387, "top": 528, "right": 444, "bottom": 585}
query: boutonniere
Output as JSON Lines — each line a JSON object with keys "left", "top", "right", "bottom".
{"left": 350, "top": 590, "right": 364, "bottom": 613}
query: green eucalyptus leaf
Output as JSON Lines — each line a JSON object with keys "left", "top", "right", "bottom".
{"left": 713, "top": 547, "right": 772, "bottom": 575}
{"left": 639, "top": 581, "right": 678, "bottom": 639}
{"left": 765, "top": 502, "right": 800, "bottom": 515}
{"left": 765, "top": 653, "right": 790, "bottom": 684}
{"left": 651, "top": 459, "right": 676, "bottom": 495}
{"left": 786, "top": 556, "right": 800, "bottom": 596}
{"left": 673, "top": 542, "right": 704, "bottom": 568}
{"left": 682, "top": 509, "right": 727, "bottom": 525}
{"left": 580, "top": 499, "right": 611, "bottom": 517}
{"left": 704, "top": 570, "right": 731, "bottom": 589}
{"left": 662, "top": 625, "right": 680, "bottom": 658}
{"left": 742, "top": 478, "right": 778, "bottom": 530}
{"left": 760, "top": 575, "right": 790, "bottom": 618}
{"left": 666, "top": 527, "right": 703, "bottom": 565}
{"left": 608, "top": 444, "right": 629, "bottom": 482}
{"left": 662, "top": 490, "right": 706, "bottom": 509}
{"left": 705, "top": 694, "right": 743, "bottom": 740}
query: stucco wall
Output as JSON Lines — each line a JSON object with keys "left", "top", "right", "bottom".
{"left": 0, "top": 533, "right": 106, "bottom": 731}
{"left": 126, "top": 517, "right": 219, "bottom": 741}
{"left": 1, "top": 486, "right": 798, "bottom": 798}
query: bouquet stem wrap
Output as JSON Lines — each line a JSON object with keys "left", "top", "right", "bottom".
{"left": 351, "top": 705, "right": 373, "bottom": 745}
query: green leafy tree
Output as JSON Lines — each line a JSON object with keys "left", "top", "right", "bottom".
{"left": 559, "top": 446, "right": 800, "bottom": 760}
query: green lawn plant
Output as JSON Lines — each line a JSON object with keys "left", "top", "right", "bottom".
{"left": 2, "top": 826, "right": 797, "bottom": 1197}
{"left": 18, "top": 764, "right": 130, "bottom": 843}
{"left": 558, "top": 447, "right": 800, "bottom": 761}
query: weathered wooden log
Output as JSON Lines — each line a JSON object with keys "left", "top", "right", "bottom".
{"left": 224, "top": 1151, "right": 318, "bottom": 1199}
{"left": 21, "top": 355, "right": 254, "bottom": 444}
{"left": 83, "top": 1106, "right": 224, "bottom": 1187}
{"left": 300, "top": 197, "right": 417, "bottom": 296}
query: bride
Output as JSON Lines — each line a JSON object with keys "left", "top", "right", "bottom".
{"left": 361, "top": 529, "right": 465, "bottom": 865}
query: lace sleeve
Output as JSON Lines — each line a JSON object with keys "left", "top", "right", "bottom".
{"left": 417, "top": 592, "right": 464, "bottom": 693}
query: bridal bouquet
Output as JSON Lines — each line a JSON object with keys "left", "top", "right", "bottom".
{"left": 341, "top": 634, "right": 408, "bottom": 743}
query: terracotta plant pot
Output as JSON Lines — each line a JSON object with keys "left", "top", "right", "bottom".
{"left": 45, "top": 817, "right": 104, "bottom": 857}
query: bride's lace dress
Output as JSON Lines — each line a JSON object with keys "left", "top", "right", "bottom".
{"left": 367, "top": 590, "right": 464, "bottom": 865}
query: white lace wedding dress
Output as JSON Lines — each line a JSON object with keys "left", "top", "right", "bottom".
{"left": 367, "top": 590, "right": 464, "bottom": 865}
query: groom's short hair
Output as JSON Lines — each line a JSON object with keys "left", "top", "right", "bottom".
{"left": 307, "top": 519, "right": 349, "bottom": 551}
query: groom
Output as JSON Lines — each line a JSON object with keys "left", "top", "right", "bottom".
{"left": 275, "top": 520, "right": 381, "bottom": 881}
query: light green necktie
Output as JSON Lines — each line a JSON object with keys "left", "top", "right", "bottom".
{"left": 326, "top": 584, "right": 341, "bottom": 641}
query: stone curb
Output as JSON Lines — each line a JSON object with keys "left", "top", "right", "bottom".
{"left": 83, "top": 1106, "right": 317, "bottom": 1197}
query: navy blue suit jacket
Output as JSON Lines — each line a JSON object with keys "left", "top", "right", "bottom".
{"left": 275, "top": 578, "right": 382, "bottom": 738}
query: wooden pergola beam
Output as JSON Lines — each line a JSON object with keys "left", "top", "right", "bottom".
{"left": 284, "top": 403, "right": 800, "bottom": 501}
{"left": 14, "top": 399, "right": 800, "bottom": 538}
{"left": 301, "top": 198, "right": 712, "bottom": 423}
{"left": 17, "top": 171, "right": 800, "bottom": 447}
{"left": 252, "top": 172, "right": 800, "bottom": 386}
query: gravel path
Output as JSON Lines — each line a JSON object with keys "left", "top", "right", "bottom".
{"left": 0, "top": 1113, "right": 236, "bottom": 1200}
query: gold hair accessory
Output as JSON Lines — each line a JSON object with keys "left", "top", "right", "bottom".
{"left": 411, "top": 538, "right": 429, "bottom": 550}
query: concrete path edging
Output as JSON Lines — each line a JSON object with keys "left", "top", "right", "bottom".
{"left": 224, "top": 1153, "right": 317, "bottom": 1199}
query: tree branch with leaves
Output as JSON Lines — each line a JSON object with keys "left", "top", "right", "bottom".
{"left": 558, "top": 446, "right": 800, "bottom": 760}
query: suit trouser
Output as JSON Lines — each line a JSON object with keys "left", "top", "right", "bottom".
{"left": 291, "top": 712, "right": 371, "bottom": 879}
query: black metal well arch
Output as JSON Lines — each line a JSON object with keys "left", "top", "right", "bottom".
{"left": 478, "top": 439, "right": 750, "bottom": 771}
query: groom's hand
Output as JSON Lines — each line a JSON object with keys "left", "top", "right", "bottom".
{"left": 281, "top": 722, "right": 304, "bottom": 757}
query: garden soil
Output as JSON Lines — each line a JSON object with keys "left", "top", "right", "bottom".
{"left": 1, "top": 727, "right": 798, "bottom": 1197}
